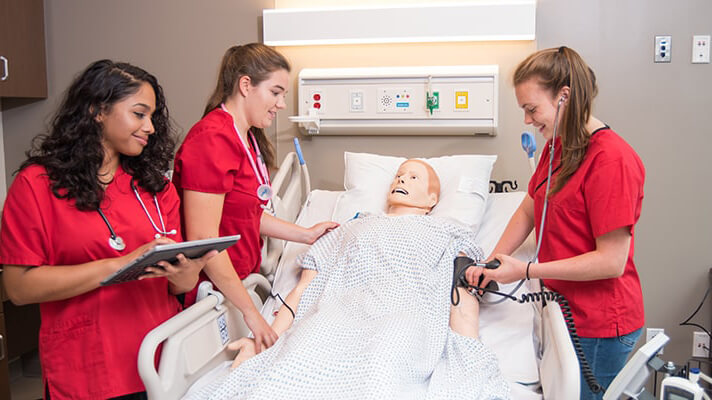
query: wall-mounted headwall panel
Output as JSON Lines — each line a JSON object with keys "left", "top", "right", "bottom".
{"left": 289, "top": 66, "right": 498, "bottom": 136}
{"left": 263, "top": 1, "right": 536, "bottom": 46}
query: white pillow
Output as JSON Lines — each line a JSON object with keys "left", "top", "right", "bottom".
{"left": 332, "top": 152, "right": 497, "bottom": 230}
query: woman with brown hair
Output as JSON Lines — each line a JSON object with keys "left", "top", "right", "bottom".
{"left": 173, "top": 43, "right": 337, "bottom": 353}
{"left": 467, "top": 46, "right": 645, "bottom": 399}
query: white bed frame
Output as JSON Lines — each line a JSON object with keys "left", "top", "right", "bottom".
{"left": 260, "top": 151, "right": 311, "bottom": 283}
{"left": 138, "top": 153, "right": 581, "bottom": 399}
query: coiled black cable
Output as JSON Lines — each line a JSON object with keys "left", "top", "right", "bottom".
{"left": 515, "top": 289, "right": 604, "bottom": 394}
{"left": 451, "top": 261, "right": 604, "bottom": 394}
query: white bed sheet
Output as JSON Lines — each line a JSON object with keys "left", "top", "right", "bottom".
{"left": 260, "top": 190, "right": 542, "bottom": 399}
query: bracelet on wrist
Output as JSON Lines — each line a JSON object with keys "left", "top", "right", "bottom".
{"left": 526, "top": 261, "right": 533, "bottom": 280}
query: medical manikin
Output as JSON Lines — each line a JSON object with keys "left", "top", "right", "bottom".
{"left": 184, "top": 160, "right": 510, "bottom": 400}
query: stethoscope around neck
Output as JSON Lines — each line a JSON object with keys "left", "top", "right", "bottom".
{"left": 96, "top": 180, "right": 177, "bottom": 251}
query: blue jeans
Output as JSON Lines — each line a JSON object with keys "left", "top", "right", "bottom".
{"left": 579, "top": 328, "right": 643, "bottom": 400}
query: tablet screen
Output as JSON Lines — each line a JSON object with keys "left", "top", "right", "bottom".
{"left": 101, "top": 235, "right": 240, "bottom": 286}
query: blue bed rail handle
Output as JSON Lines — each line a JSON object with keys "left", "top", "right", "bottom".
{"left": 293, "top": 138, "right": 305, "bottom": 165}
{"left": 521, "top": 131, "right": 536, "bottom": 158}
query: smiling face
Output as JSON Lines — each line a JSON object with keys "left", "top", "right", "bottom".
{"left": 243, "top": 68, "right": 289, "bottom": 129}
{"left": 387, "top": 160, "right": 440, "bottom": 215}
{"left": 515, "top": 78, "right": 568, "bottom": 141}
{"left": 97, "top": 81, "right": 156, "bottom": 159}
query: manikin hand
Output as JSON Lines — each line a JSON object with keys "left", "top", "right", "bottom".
{"left": 228, "top": 337, "right": 257, "bottom": 368}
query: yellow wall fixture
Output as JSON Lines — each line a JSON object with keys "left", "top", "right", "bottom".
{"left": 263, "top": 1, "right": 536, "bottom": 46}
{"left": 289, "top": 65, "right": 499, "bottom": 136}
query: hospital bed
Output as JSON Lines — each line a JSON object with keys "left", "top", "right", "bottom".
{"left": 138, "top": 152, "right": 581, "bottom": 399}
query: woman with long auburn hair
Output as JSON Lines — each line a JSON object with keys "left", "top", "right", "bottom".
{"left": 467, "top": 46, "right": 646, "bottom": 399}
{"left": 173, "top": 43, "right": 338, "bottom": 353}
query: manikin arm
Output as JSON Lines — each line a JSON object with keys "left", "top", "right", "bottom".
{"left": 229, "top": 268, "right": 317, "bottom": 368}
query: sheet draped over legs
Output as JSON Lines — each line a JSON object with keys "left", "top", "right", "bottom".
{"left": 185, "top": 215, "right": 510, "bottom": 400}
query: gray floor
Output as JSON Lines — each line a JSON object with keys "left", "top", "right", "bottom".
{"left": 9, "top": 352, "right": 42, "bottom": 400}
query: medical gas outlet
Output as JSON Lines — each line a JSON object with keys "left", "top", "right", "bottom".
{"left": 290, "top": 66, "right": 499, "bottom": 136}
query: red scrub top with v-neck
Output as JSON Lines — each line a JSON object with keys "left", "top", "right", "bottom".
{"left": 528, "top": 128, "right": 645, "bottom": 338}
{"left": 0, "top": 164, "right": 183, "bottom": 400}
{"left": 173, "top": 108, "right": 268, "bottom": 305}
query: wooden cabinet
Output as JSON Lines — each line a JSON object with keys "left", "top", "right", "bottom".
{"left": 0, "top": 0, "right": 47, "bottom": 98}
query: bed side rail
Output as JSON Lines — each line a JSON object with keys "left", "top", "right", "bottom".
{"left": 261, "top": 150, "right": 311, "bottom": 282}
{"left": 138, "top": 274, "right": 269, "bottom": 399}
{"left": 539, "top": 298, "right": 581, "bottom": 399}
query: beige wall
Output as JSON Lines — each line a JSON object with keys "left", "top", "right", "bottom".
{"left": 1, "top": 0, "right": 274, "bottom": 184}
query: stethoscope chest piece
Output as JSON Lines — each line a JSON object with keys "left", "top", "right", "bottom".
{"left": 257, "top": 184, "right": 273, "bottom": 201}
{"left": 109, "top": 235, "right": 126, "bottom": 251}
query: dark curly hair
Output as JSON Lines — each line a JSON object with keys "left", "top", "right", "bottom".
{"left": 20, "top": 60, "right": 176, "bottom": 211}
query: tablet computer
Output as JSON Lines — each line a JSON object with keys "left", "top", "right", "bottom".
{"left": 101, "top": 235, "right": 240, "bottom": 286}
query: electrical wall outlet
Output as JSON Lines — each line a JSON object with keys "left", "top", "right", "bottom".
{"left": 693, "top": 331, "right": 710, "bottom": 358}
{"left": 692, "top": 35, "right": 711, "bottom": 63}
{"left": 647, "top": 328, "right": 665, "bottom": 354}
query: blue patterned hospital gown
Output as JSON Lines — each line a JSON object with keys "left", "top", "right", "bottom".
{"left": 186, "top": 215, "right": 510, "bottom": 400}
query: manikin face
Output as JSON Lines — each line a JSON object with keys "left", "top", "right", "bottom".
{"left": 515, "top": 78, "right": 567, "bottom": 141}
{"left": 243, "top": 68, "right": 289, "bottom": 129}
{"left": 387, "top": 160, "right": 439, "bottom": 213}
{"left": 98, "top": 82, "right": 156, "bottom": 159}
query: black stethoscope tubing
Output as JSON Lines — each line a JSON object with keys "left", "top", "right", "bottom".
{"left": 97, "top": 208, "right": 126, "bottom": 251}
{"left": 97, "top": 180, "right": 176, "bottom": 252}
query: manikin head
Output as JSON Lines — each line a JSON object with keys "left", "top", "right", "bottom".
{"left": 387, "top": 159, "right": 441, "bottom": 216}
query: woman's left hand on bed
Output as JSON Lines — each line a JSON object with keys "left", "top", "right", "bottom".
{"left": 302, "top": 221, "right": 340, "bottom": 244}
{"left": 228, "top": 337, "right": 257, "bottom": 368}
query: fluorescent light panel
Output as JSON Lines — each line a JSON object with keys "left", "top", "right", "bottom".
{"left": 263, "top": 1, "right": 536, "bottom": 46}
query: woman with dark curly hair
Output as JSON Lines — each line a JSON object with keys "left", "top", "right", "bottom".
{"left": 0, "top": 60, "right": 215, "bottom": 400}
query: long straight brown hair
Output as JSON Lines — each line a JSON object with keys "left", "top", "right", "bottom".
{"left": 513, "top": 46, "right": 598, "bottom": 196}
{"left": 204, "top": 43, "right": 291, "bottom": 168}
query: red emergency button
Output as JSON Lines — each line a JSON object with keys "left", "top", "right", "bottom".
{"left": 313, "top": 94, "right": 321, "bottom": 101}
{"left": 314, "top": 102, "right": 321, "bottom": 109}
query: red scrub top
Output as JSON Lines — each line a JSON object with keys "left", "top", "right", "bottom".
{"left": 528, "top": 128, "right": 645, "bottom": 338}
{"left": 0, "top": 164, "right": 183, "bottom": 400}
{"left": 173, "top": 108, "right": 268, "bottom": 305}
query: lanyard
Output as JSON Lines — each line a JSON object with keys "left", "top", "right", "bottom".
{"left": 221, "top": 104, "right": 271, "bottom": 188}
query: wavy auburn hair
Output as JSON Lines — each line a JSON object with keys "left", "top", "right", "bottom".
{"left": 20, "top": 60, "right": 176, "bottom": 210}
{"left": 513, "top": 46, "right": 598, "bottom": 196}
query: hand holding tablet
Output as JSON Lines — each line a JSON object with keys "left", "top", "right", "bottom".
{"left": 101, "top": 235, "right": 240, "bottom": 286}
